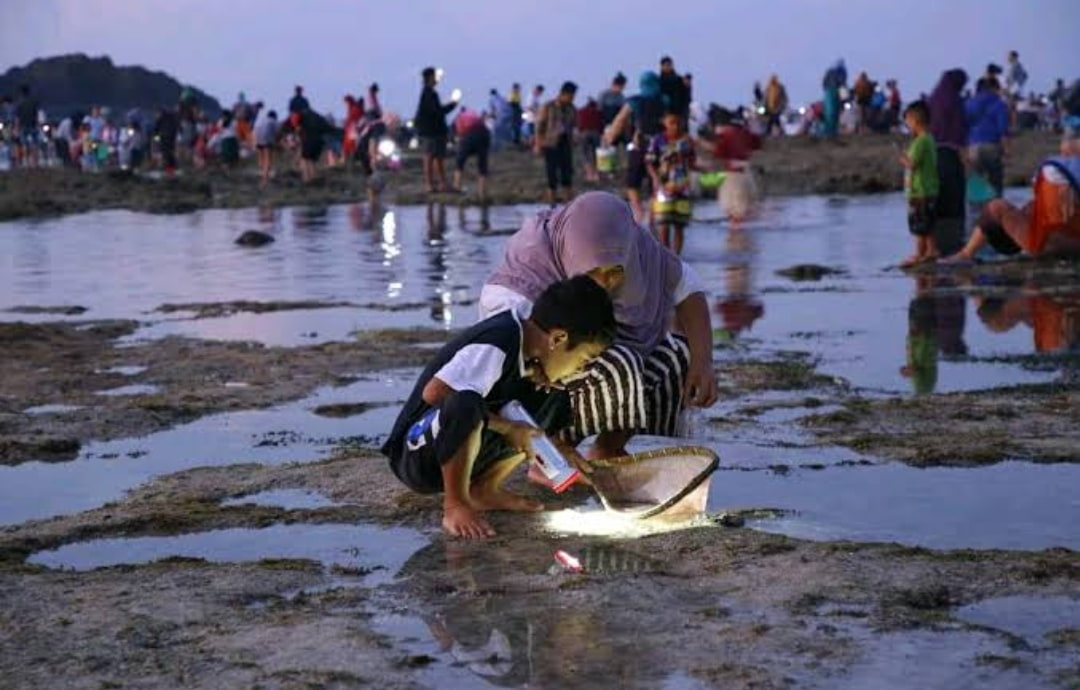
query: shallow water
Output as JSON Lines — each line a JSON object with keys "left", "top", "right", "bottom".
{"left": 220, "top": 488, "right": 338, "bottom": 510}
{"left": 28, "top": 522, "right": 428, "bottom": 586}
{"left": 725, "top": 461, "right": 1080, "bottom": 551}
{"left": 956, "top": 595, "right": 1080, "bottom": 645}
{"left": 0, "top": 369, "right": 417, "bottom": 525}
{"left": 2, "top": 195, "right": 1072, "bottom": 392}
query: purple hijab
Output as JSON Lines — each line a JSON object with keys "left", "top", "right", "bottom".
{"left": 487, "top": 191, "right": 683, "bottom": 354}
{"left": 928, "top": 69, "right": 969, "bottom": 149}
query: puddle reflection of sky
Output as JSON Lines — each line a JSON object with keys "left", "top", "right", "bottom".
{"left": 3, "top": 194, "right": 1072, "bottom": 393}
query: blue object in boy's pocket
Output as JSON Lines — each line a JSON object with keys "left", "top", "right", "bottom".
{"left": 406, "top": 408, "right": 439, "bottom": 449}
{"left": 966, "top": 174, "right": 996, "bottom": 205}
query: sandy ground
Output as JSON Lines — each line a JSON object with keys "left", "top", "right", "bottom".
{"left": 0, "top": 131, "right": 1061, "bottom": 220}
{"left": 1, "top": 283, "right": 1078, "bottom": 687}
{"left": 2, "top": 450, "right": 1077, "bottom": 689}
{"left": 0, "top": 316, "right": 447, "bottom": 463}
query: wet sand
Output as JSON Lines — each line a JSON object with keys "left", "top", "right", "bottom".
{"left": 0, "top": 131, "right": 1060, "bottom": 220}
{"left": 2, "top": 303, "right": 1078, "bottom": 688}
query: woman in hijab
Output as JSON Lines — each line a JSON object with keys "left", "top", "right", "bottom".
{"left": 928, "top": 69, "right": 969, "bottom": 256}
{"left": 821, "top": 60, "right": 847, "bottom": 138}
{"left": 480, "top": 191, "right": 717, "bottom": 458}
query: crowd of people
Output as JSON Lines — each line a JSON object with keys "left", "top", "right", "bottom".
{"left": 1, "top": 52, "right": 1077, "bottom": 260}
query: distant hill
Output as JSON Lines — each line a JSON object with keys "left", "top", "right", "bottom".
{"left": 0, "top": 54, "right": 222, "bottom": 119}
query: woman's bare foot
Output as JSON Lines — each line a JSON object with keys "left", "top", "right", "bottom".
{"left": 940, "top": 252, "right": 974, "bottom": 266}
{"left": 472, "top": 486, "right": 544, "bottom": 513}
{"left": 442, "top": 503, "right": 495, "bottom": 539}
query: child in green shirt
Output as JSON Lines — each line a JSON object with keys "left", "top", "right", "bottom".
{"left": 898, "top": 101, "right": 940, "bottom": 267}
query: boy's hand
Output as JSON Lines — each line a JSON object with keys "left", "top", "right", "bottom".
{"left": 898, "top": 153, "right": 911, "bottom": 168}
{"left": 503, "top": 421, "right": 541, "bottom": 456}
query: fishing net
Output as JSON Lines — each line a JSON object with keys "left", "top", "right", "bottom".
{"left": 588, "top": 445, "right": 718, "bottom": 519}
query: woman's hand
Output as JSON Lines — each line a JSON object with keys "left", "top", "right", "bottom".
{"left": 674, "top": 292, "right": 718, "bottom": 408}
{"left": 684, "top": 355, "right": 718, "bottom": 408}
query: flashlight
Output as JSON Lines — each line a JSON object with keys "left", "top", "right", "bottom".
{"left": 451, "top": 88, "right": 462, "bottom": 103}
{"left": 435, "top": 68, "right": 445, "bottom": 83}
{"left": 377, "top": 138, "right": 396, "bottom": 158}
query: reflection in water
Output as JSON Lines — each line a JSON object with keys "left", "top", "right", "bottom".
{"left": 256, "top": 204, "right": 279, "bottom": 228}
{"left": 427, "top": 203, "right": 452, "bottom": 325}
{"left": 292, "top": 205, "right": 330, "bottom": 230}
{"left": 715, "top": 227, "right": 764, "bottom": 337}
{"left": 974, "top": 290, "right": 1080, "bottom": 354}
{"left": 901, "top": 274, "right": 967, "bottom": 395}
{"left": 397, "top": 541, "right": 662, "bottom": 688}
{"left": 457, "top": 204, "right": 492, "bottom": 234}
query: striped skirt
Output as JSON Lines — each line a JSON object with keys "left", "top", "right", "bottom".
{"left": 562, "top": 334, "right": 691, "bottom": 442}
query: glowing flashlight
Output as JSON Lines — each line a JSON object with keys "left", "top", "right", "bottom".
{"left": 435, "top": 68, "right": 445, "bottom": 82}
{"left": 554, "top": 550, "right": 584, "bottom": 573}
{"left": 377, "top": 138, "right": 396, "bottom": 158}
{"left": 451, "top": 88, "right": 463, "bottom": 103}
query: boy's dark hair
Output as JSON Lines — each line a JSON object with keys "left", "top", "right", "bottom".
{"left": 531, "top": 276, "right": 617, "bottom": 349}
{"left": 660, "top": 56, "right": 673, "bottom": 66}
{"left": 613, "top": 72, "right": 627, "bottom": 86}
{"left": 560, "top": 81, "right": 578, "bottom": 95}
{"left": 903, "top": 100, "right": 930, "bottom": 125}
{"left": 422, "top": 67, "right": 436, "bottom": 80}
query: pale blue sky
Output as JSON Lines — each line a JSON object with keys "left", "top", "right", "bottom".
{"left": 3, "top": 0, "right": 1077, "bottom": 117}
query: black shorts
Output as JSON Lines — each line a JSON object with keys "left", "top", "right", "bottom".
{"left": 979, "top": 209, "right": 1023, "bottom": 256}
{"left": 543, "top": 136, "right": 573, "bottom": 190}
{"left": 625, "top": 146, "right": 649, "bottom": 190}
{"left": 456, "top": 128, "right": 491, "bottom": 175}
{"left": 421, "top": 135, "right": 448, "bottom": 158}
{"left": 907, "top": 197, "right": 937, "bottom": 237}
{"left": 389, "top": 388, "right": 570, "bottom": 494}
{"left": 301, "top": 138, "right": 324, "bottom": 162}
{"left": 391, "top": 390, "right": 489, "bottom": 494}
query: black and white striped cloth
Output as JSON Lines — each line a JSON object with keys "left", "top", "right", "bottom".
{"left": 563, "top": 334, "right": 691, "bottom": 442}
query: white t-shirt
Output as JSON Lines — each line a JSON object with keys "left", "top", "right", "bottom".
{"left": 477, "top": 261, "right": 704, "bottom": 320}
{"left": 254, "top": 116, "right": 279, "bottom": 146}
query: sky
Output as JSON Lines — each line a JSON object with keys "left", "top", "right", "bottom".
{"left": 3, "top": 0, "right": 1077, "bottom": 117}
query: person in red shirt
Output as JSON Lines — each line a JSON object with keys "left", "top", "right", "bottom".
{"left": 342, "top": 95, "right": 364, "bottom": 164}
{"left": 712, "top": 109, "right": 763, "bottom": 225}
{"left": 577, "top": 98, "right": 604, "bottom": 183}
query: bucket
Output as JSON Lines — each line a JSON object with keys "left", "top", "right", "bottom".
{"left": 596, "top": 145, "right": 617, "bottom": 174}
{"left": 699, "top": 171, "right": 727, "bottom": 192}
{"left": 588, "top": 445, "right": 719, "bottom": 519}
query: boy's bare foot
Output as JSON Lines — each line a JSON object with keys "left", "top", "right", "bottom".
{"left": 472, "top": 487, "right": 544, "bottom": 513}
{"left": 898, "top": 254, "right": 921, "bottom": 269}
{"left": 442, "top": 503, "right": 495, "bottom": 539}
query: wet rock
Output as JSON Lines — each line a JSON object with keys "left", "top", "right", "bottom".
{"left": 235, "top": 230, "right": 275, "bottom": 247}
{"left": 0, "top": 437, "right": 81, "bottom": 464}
{"left": 776, "top": 264, "right": 847, "bottom": 282}
{"left": 884, "top": 584, "right": 953, "bottom": 611}
{"left": 395, "top": 654, "right": 436, "bottom": 669}
{"left": 311, "top": 402, "right": 383, "bottom": 418}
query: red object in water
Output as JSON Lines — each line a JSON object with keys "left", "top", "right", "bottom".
{"left": 554, "top": 550, "right": 584, "bottom": 573}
